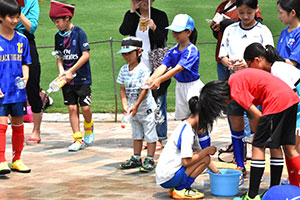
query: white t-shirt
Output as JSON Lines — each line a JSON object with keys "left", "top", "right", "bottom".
{"left": 155, "top": 121, "right": 201, "bottom": 185}
{"left": 271, "top": 61, "right": 300, "bottom": 90}
{"left": 219, "top": 22, "right": 274, "bottom": 60}
{"left": 136, "top": 22, "right": 151, "bottom": 70}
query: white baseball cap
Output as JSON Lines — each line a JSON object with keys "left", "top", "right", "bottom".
{"left": 166, "top": 14, "right": 195, "bottom": 32}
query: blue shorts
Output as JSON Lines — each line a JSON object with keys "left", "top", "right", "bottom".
{"left": 0, "top": 102, "right": 27, "bottom": 117}
{"left": 161, "top": 166, "right": 187, "bottom": 188}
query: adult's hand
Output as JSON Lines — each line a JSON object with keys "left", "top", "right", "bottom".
{"left": 130, "top": 0, "right": 142, "bottom": 13}
{"left": 145, "top": 19, "right": 156, "bottom": 31}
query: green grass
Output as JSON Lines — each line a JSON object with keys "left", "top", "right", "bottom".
{"left": 35, "top": 0, "right": 285, "bottom": 113}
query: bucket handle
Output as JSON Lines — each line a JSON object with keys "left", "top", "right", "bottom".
{"left": 239, "top": 174, "right": 244, "bottom": 186}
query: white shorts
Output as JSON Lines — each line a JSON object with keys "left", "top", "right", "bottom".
{"left": 175, "top": 79, "right": 204, "bottom": 120}
{"left": 131, "top": 111, "right": 158, "bottom": 143}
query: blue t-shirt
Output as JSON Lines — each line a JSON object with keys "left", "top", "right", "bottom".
{"left": 277, "top": 27, "right": 300, "bottom": 69}
{"left": 162, "top": 43, "right": 200, "bottom": 83}
{"left": 55, "top": 26, "right": 91, "bottom": 85}
{"left": 117, "top": 62, "right": 156, "bottom": 114}
{"left": 0, "top": 31, "right": 31, "bottom": 104}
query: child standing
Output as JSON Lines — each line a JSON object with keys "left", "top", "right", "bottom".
{"left": 277, "top": 0, "right": 300, "bottom": 69}
{"left": 218, "top": 0, "right": 274, "bottom": 175}
{"left": 117, "top": 37, "right": 157, "bottom": 172}
{"left": 156, "top": 96, "right": 218, "bottom": 199}
{"left": 0, "top": 0, "right": 31, "bottom": 174}
{"left": 146, "top": 14, "right": 204, "bottom": 121}
{"left": 49, "top": 0, "right": 94, "bottom": 151}
{"left": 199, "top": 69, "right": 300, "bottom": 200}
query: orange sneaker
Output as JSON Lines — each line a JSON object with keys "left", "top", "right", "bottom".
{"left": 236, "top": 166, "right": 246, "bottom": 178}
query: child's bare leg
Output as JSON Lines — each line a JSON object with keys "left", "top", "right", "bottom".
{"left": 31, "top": 112, "right": 42, "bottom": 139}
{"left": 185, "top": 155, "right": 210, "bottom": 177}
{"left": 68, "top": 104, "right": 80, "bottom": 133}
{"left": 296, "top": 129, "right": 300, "bottom": 154}
{"left": 81, "top": 105, "right": 92, "bottom": 123}
{"left": 133, "top": 140, "right": 143, "bottom": 155}
{"left": 147, "top": 142, "right": 156, "bottom": 157}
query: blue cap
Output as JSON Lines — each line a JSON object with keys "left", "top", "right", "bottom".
{"left": 166, "top": 14, "right": 195, "bottom": 32}
{"left": 117, "top": 37, "right": 143, "bottom": 54}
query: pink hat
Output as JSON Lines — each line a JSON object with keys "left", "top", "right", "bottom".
{"left": 49, "top": 0, "right": 75, "bottom": 19}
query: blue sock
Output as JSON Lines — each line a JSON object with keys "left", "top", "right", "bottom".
{"left": 198, "top": 132, "right": 211, "bottom": 149}
{"left": 231, "top": 130, "right": 245, "bottom": 168}
{"left": 175, "top": 176, "right": 195, "bottom": 190}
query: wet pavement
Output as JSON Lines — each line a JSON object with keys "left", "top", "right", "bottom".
{"left": 0, "top": 114, "right": 287, "bottom": 200}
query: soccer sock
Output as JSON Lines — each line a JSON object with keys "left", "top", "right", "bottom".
{"left": 287, "top": 156, "right": 300, "bottom": 187}
{"left": 73, "top": 132, "right": 83, "bottom": 140}
{"left": 231, "top": 130, "right": 245, "bottom": 168}
{"left": 198, "top": 132, "right": 211, "bottom": 149}
{"left": 0, "top": 124, "right": 8, "bottom": 162}
{"left": 12, "top": 124, "right": 24, "bottom": 162}
{"left": 84, "top": 120, "right": 94, "bottom": 135}
{"left": 248, "top": 160, "right": 265, "bottom": 198}
{"left": 270, "top": 158, "right": 284, "bottom": 187}
{"left": 133, "top": 154, "right": 141, "bottom": 159}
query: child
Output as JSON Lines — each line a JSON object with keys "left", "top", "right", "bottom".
{"left": 244, "top": 42, "right": 300, "bottom": 185}
{"left": 277, "top": 0, "right": 300, "bottom": 69}
{"left": 156, "top": 96, "right": 218, "bottom": 199}
{"left": 198, "top": 69, "right": 300, "bottom": 200}
{"left": 146, "top": 14, "right": 204, "bottom": 121}
{"left": 49, "top": 0, "right": 94, "bottom": 151}
{"left": 218, "top": 0, "right": 274, "bottom": 175}
{"left": 117, "top": 37, "right": 157, "bottom": 172}
{"left": 0, "top": 0, "right": 31, "bottom": 174}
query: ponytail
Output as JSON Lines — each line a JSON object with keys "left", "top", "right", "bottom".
{"left": 189, "top": 96, "right": 200, "bottom": 115}
{"left": 189, "top": 28, "right": 197, "bottom": 45}
{"left": 244, "top": 43, "right": 285, "bottom": 64}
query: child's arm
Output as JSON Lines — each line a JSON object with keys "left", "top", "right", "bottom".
{"left": 56, "top": 58, "right": 65, "bottom": 75}
{"left": 129, "top": 89, "right": 148, "bottom": 116}
{"left": 247, "top": 104, "right": 262, "bottom": 134}
{"left": 182, "top": 146, "right": 217, "bottom": 168}
{"left": 149, "top": 64, "right": 184, "bottom": 89}
{"left": 147, "top": 64, "right": 167, "bottom": 85}
{"left": 21, "top": 64, "right": 30, "bottom": 85}
{"left": 64, "top": 50, "right": 90, "bottom": 82}
{"left": 120, "top": 84, "right": 129, "bottom": 114}
{"left": 286, "top": 59, "right": 298, "bottom": 67}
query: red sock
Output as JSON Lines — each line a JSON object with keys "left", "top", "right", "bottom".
{"left": 288, "top": 156, "right": 300, "bottom": 187}
{"left": 0, "top": 124, "right": 8, "bottom": 162}
{"left": 12, "top": 124, "right": 24, "bottom": 162}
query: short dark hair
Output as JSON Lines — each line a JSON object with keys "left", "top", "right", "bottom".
{"left": 236, "top": 0, "right": 258, "bottom": 9}
{"left": 0, "top": 0, "right": 21, "bottom": 18}
{"left": 277, "top": 0, "right": 300, "bottom": 18}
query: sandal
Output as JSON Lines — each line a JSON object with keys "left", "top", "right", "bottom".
{"left": 219, "top": 143, "right": 233, "bottom": 153}
{"left": 26, "top": 137, "right": 41, "bottom": 145}
{"left": 142, "top": 142, "right": 147, "bottom": 150}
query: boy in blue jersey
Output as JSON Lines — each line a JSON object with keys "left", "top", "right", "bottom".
{"left": 117, "top": 37, "right": 158, "bottom": 172}
{"left": 49, "top": 0, "right": 94, "bottom": 151}
{"left": 147, "top": 14, "right": 204, "bottom": 121}
{"left": 0, "top": 0, "right": 31, "bottom": 174}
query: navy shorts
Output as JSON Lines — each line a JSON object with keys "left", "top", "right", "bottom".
{"left": 62, "top": 84, "right": 92, "bottom": 106}
{"left": 161, "top": 166, "right": 188, "bottom": 188}
{"left": 0, "top": 102, "right": 27, "bottom": 117}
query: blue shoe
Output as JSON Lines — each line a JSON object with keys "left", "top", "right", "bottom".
{"left": 68, "top": 139, "right": 85, "bottom": 151}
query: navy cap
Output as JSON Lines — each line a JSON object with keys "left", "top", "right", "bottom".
{"left": 117, "top": 37, "right": 143, "bottom": 54}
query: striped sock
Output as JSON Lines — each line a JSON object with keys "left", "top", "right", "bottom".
{"left": 198, "top": 132, "right": 211, "bottom": 149}
{"left": 231, "top": 130, "right": 245, "bottom": 168}
{"left": 270, "top": 158, "right": 284, "bottom": 187}
{"left": 248, "top": 160, "right": 265, "bottom": 198}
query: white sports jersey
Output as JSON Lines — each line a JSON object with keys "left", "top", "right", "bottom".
{"left": 271, "top": 61, "right": 300, "bottom": 90}
{"left": 219, "top": 22, "right": 274, "bottom": 60}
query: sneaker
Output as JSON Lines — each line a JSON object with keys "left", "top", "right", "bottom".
{"left": 140, "top": 157, "right": 155, "bottom": 172}
{"left": 233, "top": 192, "right": 261, "bottom": 200}
{"left": 120, "top": 156, "right": 142, "bottom": 169}
{"left": 236, "top": 166, "right": 247, "bottom": 178}
{"left": 11, "top": 160, "right": 31, "bottom": 173}
{"left": 68, "top": 139, "right": 85, "bottom": 151}
{"left": 84, "top": 121, "right": 94, "bottom": 145}
{"left": 0, "top": 161, "right": 10, "bottom": 175}
{"left": 172, "top": 188, "right": 205, "bottom": 199}
{"left": 168, "top": 188, "right": 174, "bottom": 197}
{"left": 281, "top": 179, "right": 290, "bottom": 185}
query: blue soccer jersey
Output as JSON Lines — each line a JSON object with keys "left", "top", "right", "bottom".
{"left": 0, "top": 31, "right": 31, "bottom": 104}
{"left": 162, "top": 43, "right": 200, "bottom": 83}
{"left": 55, "top": 26, "right": 91, "bottom": 85}
{"left": 277, "top": 27, "right": 300, "bottom": 69}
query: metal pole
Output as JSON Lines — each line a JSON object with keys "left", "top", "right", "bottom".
{"left": 109, "top": 37, "right": 118, "bottom": 122}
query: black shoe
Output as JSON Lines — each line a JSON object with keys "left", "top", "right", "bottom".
{"left": 120, "top": 156, "right": 142, "bottom": 169}
{"left": 140, "top": 157, "right": 155, "bottom": 172}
